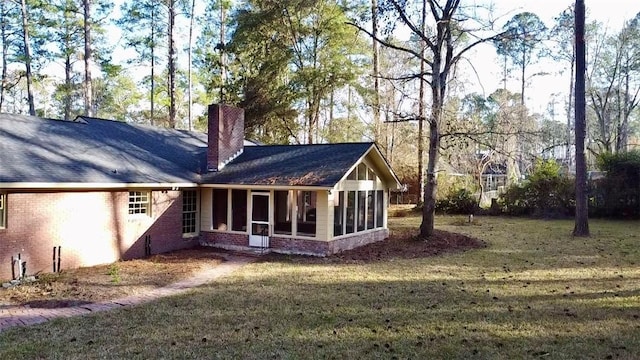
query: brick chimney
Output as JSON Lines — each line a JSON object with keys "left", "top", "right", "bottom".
{"left": 207, "top": 104, "right": 245, "bottom": 172}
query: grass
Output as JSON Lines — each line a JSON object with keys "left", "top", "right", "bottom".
{"left": 1, "top": 216, "right": 640, "bottom": 359}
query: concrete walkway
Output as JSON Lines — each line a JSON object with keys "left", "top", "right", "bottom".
{"left": 0, "top": 254, "right": 255, "bottom": 333}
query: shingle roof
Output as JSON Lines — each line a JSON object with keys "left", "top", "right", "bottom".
{"left": 0, "top": 113, "right": 208, "bottom": 184}
{"left": 0, "top": 114, "right": 390, "bottom": 189}
{"left": 202, "top": 143, "right": 374, "bottom": 187}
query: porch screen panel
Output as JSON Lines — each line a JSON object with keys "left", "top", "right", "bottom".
{"left": 212, "top": 189, "right": 228, "bottom": 230}
{"left": 357, "top": 191, "right": 366, "bottom": 231}
{"left": 333, "top": 191, "right": 344, "bottom": 237}
{"left": 274, "top": 190, "right": 292, "bottom": 235}
{"left": 376, "top": 190, "right": 384, "bottom": 228}
{"left": 232, "top": 189, "right": 247, "bottom": 232}
{"left": 366, "top": 191, "right": 375, "bottom": 229}
{"left": 296, "top": 190, "right": 316, "bottom": 237}
{"left": 346, "top": 191, "right": 356, "bottom": 234}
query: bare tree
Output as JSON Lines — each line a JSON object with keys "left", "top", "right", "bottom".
{"left": 355, "top": 0, "right": 503, "bottom": 237}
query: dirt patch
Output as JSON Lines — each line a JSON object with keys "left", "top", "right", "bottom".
{"left": 265, "top": 228, "right": 486, "bottom": 264}
{"left": 0, "top": 246, "right": 225, "bottom": 308}
{"left": 332, "top": 229, "right": 485, "bottom": 263}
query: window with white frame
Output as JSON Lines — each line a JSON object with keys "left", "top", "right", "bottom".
{"left": 128, "top": 191, "right": 150, "bottom": 215}
{"left": 182, "top": 190, "right": 197, "bottom": 235}
{"left": 0, "top": 193, "right": 5, "bottom": 228}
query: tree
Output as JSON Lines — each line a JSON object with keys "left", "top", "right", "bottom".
{"left": 118, "top": 0, "right": 167, "bottom": 125}
{"left": 494, "top": 12, "right": 548, "bottom": 107}
{"left": 356, "top": 0, "right": 504, "bottom": 237}
{"left": 573, "top": 0, "right": 589, "bottom": 237}
{"left": 550, "top": 6, "right": 576, "bottom": 168}
{"left": 587, "top": 13, "right": 640, "bottom": 154}
{"left": 230, "top": 0, "right": 365, "bottom": 144}
{"left": 18, "top": 0, "right": 36, "bottom": 115}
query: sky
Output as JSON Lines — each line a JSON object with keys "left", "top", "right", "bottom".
{"left": 467, "top": 0, "right": 640, "bottom": 117}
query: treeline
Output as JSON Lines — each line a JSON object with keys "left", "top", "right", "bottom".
{"left": 2, "top": 1, "right": 640, "bottom": 181}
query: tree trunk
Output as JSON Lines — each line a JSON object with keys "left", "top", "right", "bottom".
{"left": 19, "top": 0, "right": 35, "bottom": 116}
{"left": 83, "top": 0, "right": 93, "bottom": 117}
{"left": 371, "top": 0, "right": 380, "bottom": 144}
{"left": 150, "top": 6, "right": 156, "bottom": 126}
{"left": 566, "top": 52, "right": 575, "bottom": 169}
{"left": 0, "top": 0, "right": 8, "bottom": 111}
{"left": 64, "top": 52, "right": 71, "bottom": 120}
{"left": 417, "top": 0, "right": 426, "bottom": 205}
{"left": 168, "top": 0, "right": 176, "bottom": 128}
{"left": 573, "top": 0, "right": 589, "bottom": 237}
{"left": 187, "top": 0, "right": 195, "bottom": 131}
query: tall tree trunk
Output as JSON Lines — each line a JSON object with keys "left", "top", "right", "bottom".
{"left": 573, "top": 0, "right": 589, "bottom": 237}
{"left": 566, "top": 53, "right": 575, "bottom": 169}
{"left": 83, "top": 0, "right": 93, "bottom": 116}
{"left": 417, "top": 0, "right": 426, "bottom": 205}
{"left": 371, "top": 0, "right": 380, "bottom": 144}
{"left": 219, "top": 1, "right": 226, "bottom": 102}
{"left": 168, "top": 0, "right": 176, "bottom": 128}
{"left": 19, "top": 0, "right": 35, "bottom": 116}
{"left": 0, "top": 0, "right": 8, "bottom": 111}
{"left": 64, "top": 48, "right": 71, "bottom": 120}
{"left": 150, "top": 7, "right": 156, "bottom": 126}
{"left": 187, "top": 0, "right": 195, "bottom": 131}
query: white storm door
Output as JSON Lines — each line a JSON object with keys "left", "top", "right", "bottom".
{"left": 249, "top": 192, "right": 270, "bottom": 247}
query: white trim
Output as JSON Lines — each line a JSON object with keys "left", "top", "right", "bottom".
{"left": 200, "top": 184, "right": 331, "bottom": 191}
{"left": 0, "top": 182, "right": 199, "bottom": 190}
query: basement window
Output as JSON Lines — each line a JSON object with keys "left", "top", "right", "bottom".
{"left": 128, "top": 191, "right": 150, "bottom": 215}
{"left": 0, "top": 193, "right": 5, "bottom": 228}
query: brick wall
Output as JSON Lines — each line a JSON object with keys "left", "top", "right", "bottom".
{"left": 0, "top": 190, "right": 197, "bottom": 281}
{"left": 207, "top": 104, "right": 245, "bottom": 171}
{"left": 200, "top": 231, "right": 248, "bottom": 248}
{"left": 201, "top": 229, "right": 389, "bottom": 257}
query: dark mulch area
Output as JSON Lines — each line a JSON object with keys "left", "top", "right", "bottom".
{"left": 265, "top": 229, "right": 486, "bottom": 264}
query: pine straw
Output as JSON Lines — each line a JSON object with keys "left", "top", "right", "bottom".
{"left": 0, "top": 247, "right": 224, "bottom": 308}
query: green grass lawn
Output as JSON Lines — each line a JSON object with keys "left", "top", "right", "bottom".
{"left": 1, "top": 216, "right": 639, "bottom": 359}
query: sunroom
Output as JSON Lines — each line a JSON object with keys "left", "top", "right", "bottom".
{"left": 198, "top": 142, "right": 400, "bottom": 256}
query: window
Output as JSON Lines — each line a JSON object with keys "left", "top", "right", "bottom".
{"left": 357, "top": 191, "right": 366, "bottom": 231}
{"left": 347, "top": 168, "right": 357, "bottom": 180}
{"left": 376, "top": 190, "right": 384, "bottom": 228}
{"left": 232, "top": 189, "right": 247, "bottom": 231}
{"left": 367, "top": 191, "right": 375, "bottom": 229}
{"left": 297, "top": 190, "right": 316, "bottom": 237}
{"left": 212, "top": 189, "right": 228, "bottom": 230}
{"left": 274, "top": 190, "right": 293, "bottom": 235}
{"left": 128, "top": 191, "right": 150, "bottom": 215}
{"left": 346, "top": 191, "right": 356, "bottom": 234}
{"left": 368, "top": 168, "right": 376, "bottom": 181}
{"left": 0, "top": 193, "right": 5, "bottom": 228}
{"left": 333, "top": 192, "right": 344, "bottom": 236}
{"left": 182, "top": 190, "right": 197, "bottom": 235}
{"left": 357, "top": 163, "right": 367, "bottom": 180}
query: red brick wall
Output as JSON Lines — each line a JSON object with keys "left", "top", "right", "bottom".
{"left": 200, "top": 231, "right": 248, "bottom": 248}
{"left": 207, "top": 104, "right": 245, "bottom": 171}
{"left": 201, "top": 229, "right": 389, "bottom": 256}
{"left": 0, "top": 190, "right": 197, "bottom": 281}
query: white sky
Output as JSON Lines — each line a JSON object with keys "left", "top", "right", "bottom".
{"left": 467, "top": 0, "right": 640, "bottom": 117}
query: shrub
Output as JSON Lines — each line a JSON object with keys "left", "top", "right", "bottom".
{"left": 499, "top": 159, "right": 574, "bottom": 217}
{"left": 591, "top": 150, "right": 640, "bottom": 218}
{"left": 436, "top": 188, "right": 478, "bottom": 214}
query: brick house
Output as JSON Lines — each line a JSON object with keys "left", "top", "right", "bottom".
{"left": 0, "top": 104, "right": 400, "bottom": 281}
